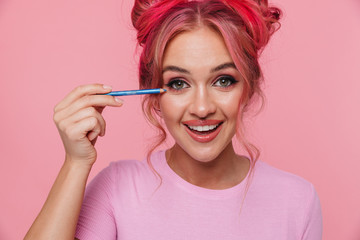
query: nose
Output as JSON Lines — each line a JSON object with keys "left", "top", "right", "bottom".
{"left": 188, "top": 86, "right": 216, "bottom": 118}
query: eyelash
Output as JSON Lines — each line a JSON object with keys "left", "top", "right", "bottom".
{"left": 213, "top": 75, "right": 238, "bottom": 88}
{"left": 165, "top": 75, "right": 238, "bottom": 91}
{"left": 165, "top": 79, "right": 190, "bottom": 91}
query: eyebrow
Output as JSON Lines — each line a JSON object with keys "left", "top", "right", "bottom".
{"left": 162, "top": 65, "right": 190, "bottom": 74}
{"left": 210, "top": 62, "right": 237, "bottom": 73}
{"left": 162, "top": 62, "right": 237, "bottom": 74}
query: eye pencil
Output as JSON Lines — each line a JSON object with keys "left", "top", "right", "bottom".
{"left": 102, "top": 88, "right": 166, "bottom": 96}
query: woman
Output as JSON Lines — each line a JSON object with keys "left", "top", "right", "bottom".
{"left": 25, "top": 0, "right": 322, "bottom": 239}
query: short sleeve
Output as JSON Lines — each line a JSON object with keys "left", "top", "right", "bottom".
{"left": 301, "top": 183, "right": 323, "bottom": 240}
{"left": 75, "top": 165, "right": 116, "bottom": 240}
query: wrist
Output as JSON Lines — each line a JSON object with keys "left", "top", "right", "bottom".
{"left": 64, "top": 155, "right": 94, "bottom": 172}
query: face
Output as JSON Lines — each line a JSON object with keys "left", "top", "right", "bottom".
{"left": 159, "top": 26, "right": 243, "bottom": 162}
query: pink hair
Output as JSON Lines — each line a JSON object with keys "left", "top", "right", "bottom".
{"left": 131, "top": 0, "right": 281, "bottom": 176}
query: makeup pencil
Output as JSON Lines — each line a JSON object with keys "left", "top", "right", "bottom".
{"left": 102, "top": 88, "right": 166, "bottom": 96}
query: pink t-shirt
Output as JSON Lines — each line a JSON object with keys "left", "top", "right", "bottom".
{"left": 75, "top": 151, "right": 322, "bottom": 240}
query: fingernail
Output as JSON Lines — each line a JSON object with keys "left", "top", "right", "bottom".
{"left": 115, "top": 97, "right": 124, "bottom": 104}
{"left": 103, "top": 84, "right": 112, "bottom": 90}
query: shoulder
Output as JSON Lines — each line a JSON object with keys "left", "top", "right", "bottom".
{"left": 85, "top": 159, "right": 150, "bottom": 194}
{"left": 106, "top": 151, "right": 164, "bottom": 178}
{"left": 108, "top": 158, "right": 149, "bottom": 175}
{"left": 96, "top": 152, "right": 164, "bottom": 193}
{"left": 101, "top": 159, "right": 154, "bottom": 186}
{"left": 250, "top": 161, "right": 322, "bottom": 236}
{"left": 253, "top": 160, "right": 316, "bottom": 194}
{"left": 250, "top": 160, "right": 321, "bottom": 213}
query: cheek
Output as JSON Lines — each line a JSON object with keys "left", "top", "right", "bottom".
{"left": 159, "top": 94, "right": 186, "bottom": 123}
{"left": 216, "top": 90, "right": 243, "bottom": 120}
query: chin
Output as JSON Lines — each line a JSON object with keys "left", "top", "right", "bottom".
{"left": 183, "top": 145, "right": 225, "bottom": 163}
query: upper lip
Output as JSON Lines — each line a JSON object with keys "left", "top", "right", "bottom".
{"left": 182, "top": 119, "right": 223, "bottom": 126}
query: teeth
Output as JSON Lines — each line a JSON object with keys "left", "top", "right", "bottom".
{"left": 188, "top": 124, "right": 218, "bottom": 132}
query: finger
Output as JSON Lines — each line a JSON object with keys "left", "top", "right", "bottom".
{"left": 95, "top": 106, "right": 105, "bottom": 114}
{"left": 54, "top": 94, "right": 123, "bottom": 125}
{"left": 54, "top": 84, "right": 113, "bottom": 113}
{"left": 87, "top": 129, "right": 101, "bottom": 142}
{"left": 65, "top": 116, "right": 100, "bottom": 143}
{"left": 85, "top": 119, "right": 102, "bottom": 143}
{"left": 57, "top": 107, "right": 107, "bottom": 137}
{"left": 66, "top": 95, "right": 123, "bottom": 119}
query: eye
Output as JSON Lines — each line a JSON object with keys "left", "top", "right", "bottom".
{"left": 166, "top": 79, "right": 190, "bottom": 91}
{"left": 213, "top": 75, "right": 238, "bottom": 88}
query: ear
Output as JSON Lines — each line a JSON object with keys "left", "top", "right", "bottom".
{"left": 147, "top": 94, "right": 162, "bottom": 118}
{"left": 154, "top": 96, "right": 160, "bottom": 109}
{"left": 153, "top": 96, "right": 163, "bottom": 117}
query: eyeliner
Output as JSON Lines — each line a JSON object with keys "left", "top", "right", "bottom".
{"left": 102, "top": 88, "right": 166, "bottom": 96}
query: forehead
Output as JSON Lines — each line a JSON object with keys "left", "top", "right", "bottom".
{"left": 162, "top": 27, "right": 233, "bottom": 70}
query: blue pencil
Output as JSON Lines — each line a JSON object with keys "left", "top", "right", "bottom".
{"left": 103, "top": 88, "right": 166, "bottom": 96}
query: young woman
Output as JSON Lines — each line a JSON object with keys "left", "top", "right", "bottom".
{"left": 25, "top": 0, "right": 322, "bottom": 239}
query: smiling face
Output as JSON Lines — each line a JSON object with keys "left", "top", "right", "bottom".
{"left": 159, "top": 26, "right": 244, "bottom": 162}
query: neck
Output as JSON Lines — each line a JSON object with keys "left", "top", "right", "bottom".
{"left": 166, "top": 143, "right": 249, "bottom": 190}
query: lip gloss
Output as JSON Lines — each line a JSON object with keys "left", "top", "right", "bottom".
{"left": 182, "top": 120, "right": 223, "bottom": 143}
{"left": 184, "top": 124, "right": 222, "bottom": 143}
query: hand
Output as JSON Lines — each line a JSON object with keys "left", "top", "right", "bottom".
{"left": 53, "top": 84, "right": 123, "bottom": 166}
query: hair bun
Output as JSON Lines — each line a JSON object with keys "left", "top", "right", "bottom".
{"left": 258, "top": 0, "right": 281, "bottom": 34}
{"left": 224, "top": 0, "right": 281, "bottom": 50}
{"left": 131, "top": 0, "right": 183, "bottom": 45}
{"left": 132, "top": 0, "right": 281, "bottom": 49}
{"left": 131, "top": 0, "right": 155, "bottom": 30}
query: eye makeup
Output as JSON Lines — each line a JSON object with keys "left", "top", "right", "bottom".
{"left": 212, "top": 75, "right": 239, "bottom": 88}
{"left": 165, "top": 79, "right": 190, "bottom": 91}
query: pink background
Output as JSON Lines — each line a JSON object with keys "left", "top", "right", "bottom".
{"left": 1, "top": 0, "right": 359, "bottom": 239}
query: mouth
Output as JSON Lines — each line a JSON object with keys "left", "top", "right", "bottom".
{"left": 182, "top": 120, "right": 223, "bottom": 143}
{"left": 184, "top": 123, "right": 222, "bottom": 135}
